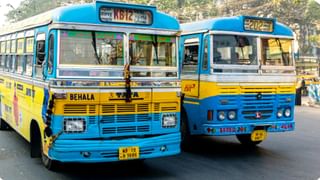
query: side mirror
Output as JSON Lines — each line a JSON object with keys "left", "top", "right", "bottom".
{"left": 36, "top": 40, "right": 45, "bottom": 65}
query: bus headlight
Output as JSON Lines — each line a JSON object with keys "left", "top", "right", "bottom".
{"left": 162, "top": 114, "right": 177, "bottom": 128}
{"left": 284, "top": 108, "right": 291, "bottom": 117}
{"left": 64, "top": 118, "right": 86, "bottom": 133}
{"left": 277, "top": 109, "right": 283, "bottom": 118}
{"left": 228, "top": 111, "right": 236, "bottom": 120}
{"left": 218, "top": 111, "right": 225, "bottom": 121}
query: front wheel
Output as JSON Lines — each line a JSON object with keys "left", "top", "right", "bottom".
{"left": 236, "top": 134, "right": 262, "bottom": 147}
{"left": 41, "top": 152, "right": 59, "bottom": 171}
{"left": 181, "top": 110, "right": 192, "bottom": 150}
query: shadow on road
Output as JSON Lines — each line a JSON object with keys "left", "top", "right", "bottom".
{"left": 183, "top": 136, "right": 267, "bottom": 159}
{"left": 55, "top": 161, "right": 172, "bottom": 179}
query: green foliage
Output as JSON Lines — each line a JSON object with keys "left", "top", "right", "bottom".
{"left": 6, "top": 0, "right": 58, "bottom": 22}
{"left": 4, "top": 0, "right": 320, "bottom": 56}
{"left": 306, "top": 0, "right": 320, "bottom": 22}
{"left": 309, "top": 35, "right": 320, "bottom": 47}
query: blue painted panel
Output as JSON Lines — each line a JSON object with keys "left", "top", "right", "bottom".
{"left": 185, "top": 94, "right": 295, "bottom": 135}
{"left": 181, "top": 16, "right": 293, "bottom": 37}
{"left": 52, "top": 112, "right": 180, "bottom": 140}
{"left": 51, "top": 1, "right": 180, "bottom": 30}
{"left": 49, "top": 132, "right": 180, "bottom": 163}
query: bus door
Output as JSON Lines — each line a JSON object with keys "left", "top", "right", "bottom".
{"left": 181, "top": 35, "right": 202, "bottom": 98}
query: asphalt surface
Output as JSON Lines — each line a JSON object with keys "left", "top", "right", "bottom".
{"left": 0, "top": 106, "right": 320, "bottom": 180}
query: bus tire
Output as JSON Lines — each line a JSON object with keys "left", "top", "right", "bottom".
{"left": 30, "top": 121, "right": 41, "bottom": 158}
{"left": 181, "top": 109, "right": 191, "bottom": 150}
{"left": 41, "top": 150, "right": 59, "bottom": 171}
{"left": 0, "top": 118, "right": 9, "bottom": 130}
{"left": 30, "top": 121, "right": 59, "bottom": 170}
{"left": 236, "top": 134, "right": 262, "bottom": 147}
{"left": 40, "top": 134, "right": 59, "bottom": 171}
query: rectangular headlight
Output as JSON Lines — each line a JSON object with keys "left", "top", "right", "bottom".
{"left": 64, "top": 118, "right": 86, "bottom": 133}
{"left": 162, "top": 114, "right": 177, "bottom": 128}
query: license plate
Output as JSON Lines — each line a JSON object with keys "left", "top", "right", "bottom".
{"left": 251, "top": 130, "right": 267, "bottom": 142}
{"left": 119, "top": 146, "right": 140, "bottom": 160}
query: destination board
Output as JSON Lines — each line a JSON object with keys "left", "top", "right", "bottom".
{"left": 100, "top": 7, "right": 152, "bottom": 25}
{"left": 244, "top": 18, "right": 274, "bottom": 32}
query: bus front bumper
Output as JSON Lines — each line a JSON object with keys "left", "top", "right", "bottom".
{"left": 202, "top": 121, "right": 295, "bottom": 136}
{"left": 48, "top": 132, "right": 180, "bottom": 163}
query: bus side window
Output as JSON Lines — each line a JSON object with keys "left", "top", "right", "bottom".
{"left": 8, "top": 55, "right": 13, "bottom": 72}
{"left": 202, "top": 38, "right": 208, "bottom": 71}
{"left": 48, "top": 34, "right": 54, "bottom": 75}
{"left": 182, "top": 38, "right": 199, "bottom": 75}
{"left": 0, "top": 55, "right": 4, "bottom": 70}
{"left": 35, "top": 33, "right": 46, "bottom": 79}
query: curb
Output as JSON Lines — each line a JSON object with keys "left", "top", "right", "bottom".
{"left": 302, "top": 102, "right": 320, "bottom": 108}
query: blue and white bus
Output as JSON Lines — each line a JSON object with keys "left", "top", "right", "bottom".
{"left": 180, "top": 16, "right": 295, "bottom": 147}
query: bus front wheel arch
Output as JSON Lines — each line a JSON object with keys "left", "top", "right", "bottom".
{"left": 0, "top": 118, "right": 10, "bottom": 130}
{"left": 30, "top": 120, "right": 59, "bottom": 170}
{"left": 181, "top": 108, "right": 192, "bottom": 150}
{"left": 30, "top": 120, "right": 41, "bottom": 158}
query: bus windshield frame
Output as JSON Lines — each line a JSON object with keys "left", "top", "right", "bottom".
{"left": 210, "top": 33, "right": 295, "bottom": 74}
{"left": 57, "top": 30, "right": 179, "bottom": 78}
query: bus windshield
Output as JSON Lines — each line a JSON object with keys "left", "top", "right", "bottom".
{"left": 261, "top": 38, "right": 293, "bottom": 66}
{"left": 129, "top": 34, "right": 177, "bottom": 67}
{"left": 213, "top": 35, "right": 258, "bottom": 65}
{"left": 60, "top": 30, "right": 124, "bottom": 66}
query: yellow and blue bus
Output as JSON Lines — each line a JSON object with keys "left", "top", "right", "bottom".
{"left": 0, "top": 1, "right": 181, "bottom": 169}
{"left": 180, "top": 16, "right": 295, "bottom": 146}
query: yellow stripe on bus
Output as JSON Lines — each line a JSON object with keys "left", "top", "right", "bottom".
{"left": 182, "top": 80, "right": 296, "bottom": 100}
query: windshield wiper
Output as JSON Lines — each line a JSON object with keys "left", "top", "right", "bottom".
{"left": 91, "top": 32, "right": 102, "bottom": 65}
{"left": 152, "top": 35, "right": 159, "bottom": 64}
{"left": 235, "top": 36, "right": 245, "bottom": 63}
{"left": 276, "top": 38, "right": 289, "bottom": 66}
{"left": 123, "top": 63, "right": 132, "bottom": 102}
{"left": 124, "top": 39, "right": 133, "bottom": 103}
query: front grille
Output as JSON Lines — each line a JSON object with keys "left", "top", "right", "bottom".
{"left": 241, "top": 87, "right": 277, "bottom": 94}
{"left": 241, "top": 94, "right": 275, "bottom": 120}
{"left": 154, "top": 103, "right": 160, "bottom": 112}
{"left": 88, "top": 116, "right": 96, "bottom": 124}
{"left": 154, "top": 113, "right": 161, "bottom": 121}
{"left": 100, "top": 103, "right": 177, "bottom": 114}
{"left": 101, "top": 104, "right": 151, "bottom": 114}
{"left": 100, "top": 114, "right": 152, "bottom": 124}
{"left": 117, "top": 104, "right": 136, "bottom": 113}
{"left": 102, "top": 125, "right": 151, "bottom": 135}
{"left": 100, "top": 114, "right": 153, "bottom": 136}
{"left": 64, "top": 102, "right": 177, "bottom": 115}
{"left": 63, "top": 104, "right": 98, "bottom": 115}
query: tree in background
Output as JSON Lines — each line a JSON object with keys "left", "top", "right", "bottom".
{"left": 4, "top": 0, "right": 320, "bottom": 56}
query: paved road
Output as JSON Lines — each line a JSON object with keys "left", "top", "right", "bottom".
{"left": 0, "top": 106, "right": 320, "bottom": 180}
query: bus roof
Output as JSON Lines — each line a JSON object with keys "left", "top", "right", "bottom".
{"left": 181, "top": 16, "right": 293, "bottom": 37}
{"left": 0, "top": 0, "right": 180, "bottom": 36}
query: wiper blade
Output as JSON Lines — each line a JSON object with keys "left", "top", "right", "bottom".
{"left": 124, "top": 63, "right": 132, "bottom": 102}
{"left": 152, "top": 35, "right": 159, "bottom": 64}
{"left": 276, "top": 38, "right": 289, "bottom": 66}
{"left": 91, "top": 32, "right": 101, "bottom": 65}
{"left": 235, "top": 35, "right": 245, "bottom": 61}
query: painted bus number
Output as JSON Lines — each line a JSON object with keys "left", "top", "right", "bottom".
{"left": 114, "top": 9, "right": 134, "bottom": 22}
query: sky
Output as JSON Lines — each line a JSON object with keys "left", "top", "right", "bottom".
{"left": 0, "top": 0, "right": 23, "bottom": 25}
